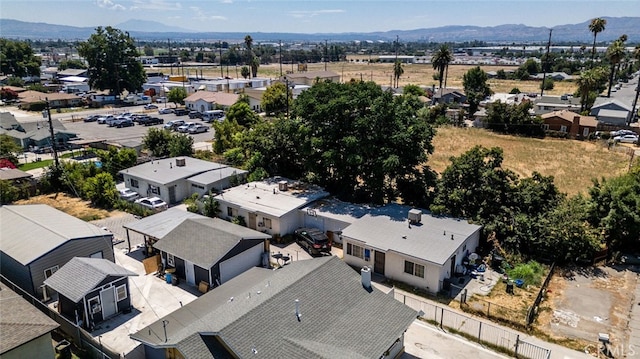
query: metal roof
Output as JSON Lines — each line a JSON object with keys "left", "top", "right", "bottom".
{"left": 0, "top": 282, "right": 59, "bottom": 354}
{"left": 123, "top": 207, "right": 204, "bottom": 239}
{"left": 131, "top": 256, "right": 417, "bottom": 358}
{"left": 153, "top": 218, "right": 270, "bottom": 268}
{"left": 119, "top": 157, "right": 227, "bottom": 186}
{"left": 341, "top": 208, "right": 482, "bottom": 266}
{"left": 214, "top": 178, "right": 329, "bottom": 218}
{"left": 0, "top": 205, "right": 112, "bottom": 265}
{"left": 43, "top": 257, "right": 137, "bottom": 303}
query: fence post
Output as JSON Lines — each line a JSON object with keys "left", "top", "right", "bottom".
{"left": 487, "top": 302, "right": 491, "bottom": 317}
{"left": 478, "top": 321, "right": 482, "bottom": 341}
{"left": 440, "top": 307, "right": 444, "bottom": 329}
{"left": 515, "top": 334, "right": 520, "bottom": 358}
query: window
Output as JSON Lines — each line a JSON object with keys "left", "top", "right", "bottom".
{"left": 44, "top": 265, "right": 59, "bottom": 279}
{"left": 130, "top": 178, "right": 139, "bottom": 188}
{"left": 404, "top": 260, "right": 425, "bottom": 278}
{"left": 227, "top": 207, "right": 238, "bottom": 217}
{"left": 88, "top": 296, "right": 101, "bottom": 314}
{"left": 149, "top": 185, "right": 160, "bottom": 195}
{"left": 263, "top": 218, "right": 272, "bottom": 229}
{"left": 167, "top": 253, "right": 175, "bottom": 267}
{"left": 583, "top": 128, "right": 590, "bottom": 137}
{"left": 346, "top": 243, "right": 364, "bottom": 259}
{"left": 191, "top": 184, "right": 205, "bottom": 190}
{"left": 560, "top": 125, "right": 567, "bottom": 133}
{"left": 116, "top": 285, "right": 127, "bottom": 301}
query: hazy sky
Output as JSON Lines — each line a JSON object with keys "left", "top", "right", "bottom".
{"left": 2, "top": 0, "right": 639, "bottom": 33}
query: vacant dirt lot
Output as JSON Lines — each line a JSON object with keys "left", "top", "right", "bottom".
{"left": 536, "top": 266, "right": 638, "bottom": 352}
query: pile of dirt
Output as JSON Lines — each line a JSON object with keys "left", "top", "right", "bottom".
{"left": 14, "top": 193, "right": 120, "bottom": 221}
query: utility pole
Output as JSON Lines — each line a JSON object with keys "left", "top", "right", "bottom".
{"left": 279, "top": 40, "right": 283, "bottom": 77}
{"left": 44, "top": 98, "right": 61, "bottom": 190}
{"left": 219, "top": 41, "right": 224, "bottom": 78}
{"left": 168, "top": 38, "right": 172, "bottom": 75}
{"left": 324, "top": 39, "right": 328, "bottom": 71}
{"left": 540, "top": 29, "right": 552, "bottom": 97}
{"left": 394, "top": 35, "right": 399, "bottom": 88}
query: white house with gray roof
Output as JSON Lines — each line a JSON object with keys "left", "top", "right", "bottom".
{"left": 0, "top": 205, "right": 115, "bottom": 300}
{"left": 119, "top": 157, "right": 245, "bottom": 205}
{"left": 214, "top": 177, "right": 329, "bottom": 237}
{"left": 131, "top": 256, "right": 417, "bottom": 359}
{"left": 341, "top": 207, "right": 481, "bottom": 294}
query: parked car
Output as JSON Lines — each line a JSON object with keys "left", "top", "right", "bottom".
{"left": 611, "top": 130, "right": 637, "bottom": 137}
{"left": 144, "top": 104, "right": 158, "bottom": 110}
{"left": 135, "top": 197, "right": 168, "bottom": 212}
{"left": 97, "top": 115, "right": 115, "bottom": 124}
{"left": 155, "top": 97, "right": 167, "bottom": 104}
{"left": 294, "top": 228, "right": 331, "bottom": 256}
{"left": 118, "top": 188, "right": 139, "bottom": 202}
{"left": 159, "top": 108, "right": 174, "bottom": 114}
{"left": 187, "top": 124, "right": 209, "bottom": 134}
{"left": 613, "top": 134, "right": 639, "bottom": 144}
{"left": 188, "top": 111, "right": 202, "bottom": 119}
{"left": 177, "top": 122, "right": 197, "bottom": 133}
{"left": 115, "top": 118, "right": 135, "bottom": 128}
{"left": 174, "top": 108, "right": 189, "bottom": 116}
{"left": 140, "top": 117, "right": 164, "bottom": 126}
{"left": 164, "top": 120, "right": 185, "bottom": 130}
{"left": 83, "top": 114, "right": 99, "bottom": 122}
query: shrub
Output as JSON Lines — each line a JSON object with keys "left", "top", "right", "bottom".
{"left": 507, "top": 261, "right": 544, "bottom": 286}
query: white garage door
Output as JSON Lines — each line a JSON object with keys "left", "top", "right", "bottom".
{"left": 219, "top": 243, "right": 263, "bottom": 283}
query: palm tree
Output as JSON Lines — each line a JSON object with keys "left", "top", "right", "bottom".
{"left": 393, "top": 60, "right": 404, "bottom": 88}
{"left": 432, "top": 45, "right": 453, "bottom": 97}
{"left": 244, "top": 35, "right": 253, "bottom": 68}
{"left": 588, "top": 18, "right": 607, "bottom": 66}
{"left": 577, "top": 69, "right": 598, "bottom": 113}
{"left": 630, "top": 45, "right": 640, "bottom": 125}
{"left": 605, "top": 40, "right": 625, "bottom": 97}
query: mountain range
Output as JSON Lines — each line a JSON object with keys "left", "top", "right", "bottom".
{"left": 1, "top": 17, "right": 639, "bottom": 43}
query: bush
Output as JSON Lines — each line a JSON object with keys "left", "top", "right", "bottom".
{"left": 545, "top": 130, "right": 568, "bottom": 139}
{"left": 507, "top": 261, "right": 544, "bottom": 286}
{"left": 19, "top": 101, "right": 47, "bottom": 112}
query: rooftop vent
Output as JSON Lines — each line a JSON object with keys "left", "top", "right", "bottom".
{"left": 361, "top": 266, "right": 372, "bottom": 290}
{"left": 278, "top": 180, "right": 288, "bottom": 192}
{"left": 295, "top": 299, "right": 301, "bottom": 321}
{"left": 408, "top": 209, "right": 422, "bottom": 224}
{"left": 175, "top": 157, "right": 186, "bottom": 167}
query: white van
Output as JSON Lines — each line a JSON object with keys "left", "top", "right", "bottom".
{"left": 202, "top": 110, "right": 225, "bottom": 123}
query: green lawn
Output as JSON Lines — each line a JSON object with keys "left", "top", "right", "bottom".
{"left": 19, "top": 159, "right": 53, "bottom": 171}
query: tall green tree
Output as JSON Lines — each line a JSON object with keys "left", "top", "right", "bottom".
{"left": 431, "top": 45, "right": 453, "bottom": 95}
{"left": 462, "top": 66, "right": 492, "bottom": 117}
{"left": 97, "top": 147, "right": 137, "bottom": 178}
{"left": 262, "top": 82, "right": 291, "bottom": 116}
{"left": 588, "top": 18, "right": 607, "bottom": 66}
{"left": 167, "top": 87, "right": 188, "bottom": 106}
{"left": 168, "top": 133, "right": 194, "bottom": 157}
{"left": 0, "top": 39, "right": 41, "bottom": 77}
{"left": 0, "top": 134, "right": 21, "bottom": 166}
{"left": 244, "top": 35, "right": 254, "bottom": 66}
{"left": 226, "top": 101, "right": 259, "bottom": 128}
{"left": 575, "top": 67, "right": 608, "bottom": 112}
{"left": 142, "top": 128, "right": 172, "bottom": 157}
{"left": 78, "top": 26, "right": 146, "bottom": 96}
{"left": 83, "top": 172, "right": 118, "bottom": 208}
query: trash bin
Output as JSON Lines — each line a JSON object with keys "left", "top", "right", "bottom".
{"left": 165, "top": 272, "right": 172, "bottom": 284}
{"left": 171, "top": 275, "right": 179, "bottom": 286}
{"left": 506, "top": 281, "right": 514, "bottom": 294}
{"left": 55, "top": 340, "right": 71, "bottom": 359}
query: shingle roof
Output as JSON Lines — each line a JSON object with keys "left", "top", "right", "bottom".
{"left": 123, "top": 207, "right": 204, "bottom": 239}
{"left": 0, "top": 282, "right": 59, "bottom": 354}
{"left": 341, "top": 207, "right": 481, "bottom": 266}
{"left": 153, "top": 218, "right": 270, "bottom": 268}
{"left": 0, "top": 168, "right": 32, "bottom": 180}
{"left": 541, "top": 110, "right": 598, "bottom": 127}
{"left": 184, "top": 91, "right": 239, "bottom": 107}
{"left": 0, "top": 205, "right": 112, "bottom": 265}
{"left": 131, "top": 257, "right": 417, "bottom": 359}
{"left": 119, "top": 157, "right": 227, "bottom": 185}
{"left": 43, "top": 257, "right": 137, "bottom": 303}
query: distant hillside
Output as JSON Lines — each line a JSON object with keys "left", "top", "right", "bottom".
{"left": 1, "top": 17, "right": 639, "bottom": 43}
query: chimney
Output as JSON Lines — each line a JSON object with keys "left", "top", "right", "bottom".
{"left": 278, "top": 180, "right": 288, "bottom": 192}
{"left": 175, "top": 157, "right": 186, "bottom": 167}
{"left": 361, "top": 266, "right": 372, "bottom": 290}
{"left": 295, "top": 299, "right": 301, "bottom": 321}
{"left": 571, "top": 115, "right": 580, "bottom": 139}
{"left": 408, "top": 209, "right": 422, "bottom": 224}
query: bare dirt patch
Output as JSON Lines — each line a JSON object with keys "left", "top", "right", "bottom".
{"left": 14, "top": 193, "right": 125, "bottom": 221}
{"left": 535, "top": 266, "right": 637, "bottom": 352}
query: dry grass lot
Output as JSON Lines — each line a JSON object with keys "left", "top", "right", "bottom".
{"left": 15, "top": 193, "right": 116, "bottom": 221}
{"left": 428, "top": 127, "right": 631, "bottom": 196}
{"left": 188, "top": 60, "right": 578, "bottom": 95}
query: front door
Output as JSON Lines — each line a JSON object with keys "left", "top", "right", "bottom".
{"left": 374, "top": 251, "right": 385, "bottom": 275}
{"left": 168, "top": 186, "right": 176, "bottom": 204}
{"left": 184, "top": 260, "right": 195, "bottom": 285}
{"left": 100, "top": 287, "right": 117, "bottom": 318}
{"left": 248, "top": 213, "right": 257, "bottom": 230}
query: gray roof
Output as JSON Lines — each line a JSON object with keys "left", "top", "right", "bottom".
{"left": 0, "top": 205, "right": 112, "bottom": 265}
{"left": 596, "top": 109, "right": 630, "bottom": 119}
{"left": 341, "top": 208, "right": 482, "bottom": 266}
{"left": 215, "top": 177, "right": 329, "bottom": 218}
{"left": 0, "top": 112, "right": 20, "bottom": 130}
{"left": 591, "top": 98, "right": 632, "bottom": 111}
{"left": 187, "top": 167, "right": 248, "bottom": 186}
{"left": 123, "top": 207, "right": 204, "bottom": 239}
{"left": 131, "top": 256, "right": 417, "bottom": 359}
{"left": 44, "top": 257, "right": 137, "bottom": 303}
{"left": 0, "top": 168, "right": 32, "bottom": 180}
{"left": 153, "top": 218, "right": 271, "bottom": 268}
{"left": 0, "top": 282, "right": 59, "bottom": 354}
{"left": 120, "top": 157, "right": 227, "bottom": 185}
